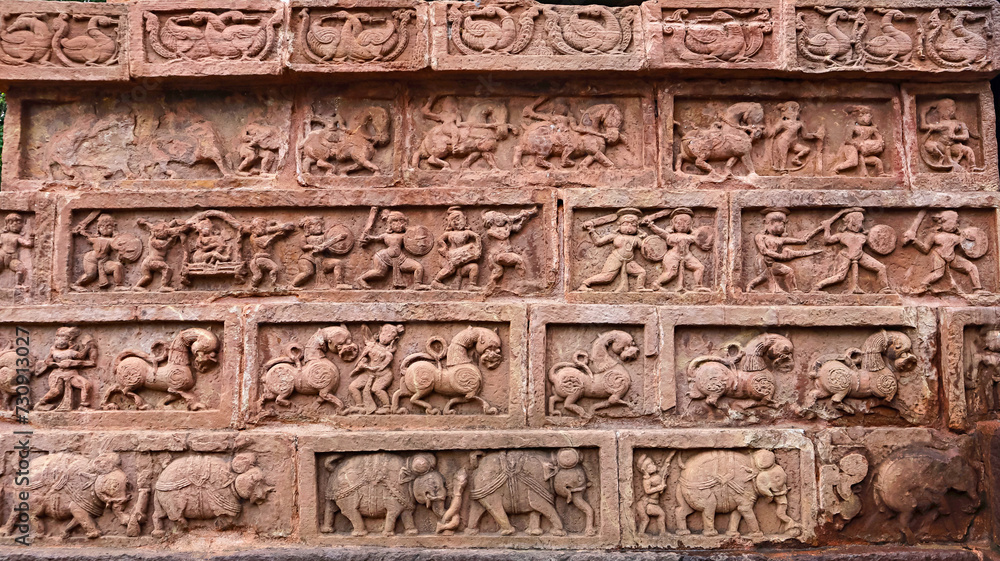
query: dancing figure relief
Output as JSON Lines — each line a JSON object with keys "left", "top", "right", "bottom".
{"left": 345, "top": 324, "right": 405, "bottom": 415}
{"left": 767, "top": 101, "right": 825, "bottom": 174}
{"left": 299, "top": 8, "right": 412, "bottom": 63}
{"left": 34, "top": 327, "right": 97, "bottom": 411}
{"left": 918, "top": 99, "right": 982, "bottom": 172}
{"left": 662, "top": 9, "right": 772, "bottom": 63}
{"left": 831, "top": 105, "right": 886, "bottom": 177}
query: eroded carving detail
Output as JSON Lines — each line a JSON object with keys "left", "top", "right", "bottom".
{"left": 919, "top": 98, "right": 983, "bottom": 172}
{"left": 819, "top": 452, "right": 868, "bottom": 526}
{"left": 514, "top": 97, "right": 623, "bottom": 170}
{"left": 0, "top": 11, "right": 121, "bottom": 67}
{"left": 767, "top": 101, "right": 825, "bottom": 174}
{"left": 299, "top": 106, "right": 392, "bottom": 177}
{"left": 0, "top": 213, "right": 33, "bottom": 289}
{"left": 831, "top": 105, "right": 886, "bottom": 177}
{"left": 346, "top": 324, "right": 405, "bottom": 415}
{"left": 661, "top": 9, "right": 772, "bottom": 63}
{"left": 675, "top": 102, "right": 764, "bottom": 180}
{"left": 968, "top": 327, "right": 1000, "bottom": 413}
{"left": 903, "top": 210, "right": 987, "bottom": 295}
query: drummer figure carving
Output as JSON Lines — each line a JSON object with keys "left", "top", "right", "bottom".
{"left": 579, "top": 209, "right": 650, "bottom": 292}
{"left": 639, "top": 208, "right": 713, "bottom": 292}
{"left": 812, "top": 208, "right": 894, "bottom": 294}
{"left": 904, "top": 209, "right": 988, "bottom": 295}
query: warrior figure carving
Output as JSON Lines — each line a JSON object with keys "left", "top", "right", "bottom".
{"left": 514, "top": 97, "right": 624, "bottom": 170}
{"left": 675, "top": 102, "right": 765, "bottom": 180}
{"left": 412, "top": 96, "right": 516, "bottom": 170}
{"left": 919, "top": 99, "right": 980, "bottom": 172}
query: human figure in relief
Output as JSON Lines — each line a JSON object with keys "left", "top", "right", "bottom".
{"left": 482, "top": 207, "right": 537, "bottom": 292}
{"left": 768, "top": 101, "right": 824, "bottom": 173}
{"left": 357, "top": 210, "right": 429, "bottom": 290}
{"left": 579, "top": 209, "right": 649, "bottom": 292}
{"left": 832, "top": 105, "right": 886, "bottom": 177}
{"left": 134, "top": 218, "right": 187, "bottom": 292}
{"left": 72, "top": 214, "right": 127, "bottom": 292}
{"left": 35, "top": 327, "right": 97, "bottom": 411}
{"left": 904, "top": 209, "right": 986, "bottom": 294}
{"left": 242, "top": 218, "right": 295, "bottom": 288}
{"left": 635, "top": 453, "right": 671, "bottom": 536}
{"left": 811, "top": 208, "right": 891, "bottom": 294}
{"left": 431, "top": 207, "right": 482, "bottom": 291}
{"left": 0, "top": 213, "right": 33, "bottom": 288}
{"left": 345, "top": 324, "right": 404, "bottom": 415}
{"left": 746, "top": 208, "right": 822, "bottom": 293}
{"left": 640, "top": 208, "right": 712, "bottom": 292}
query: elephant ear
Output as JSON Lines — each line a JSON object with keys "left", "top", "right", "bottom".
{"left": 542, "top": 461, "right": 558, "bottom": 481}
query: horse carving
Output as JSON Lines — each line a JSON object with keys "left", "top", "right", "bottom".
{"left": 411, "top": 98, "right": 517, "bottom": 170}
{"left": 675, "top": 101, "right": 764, "bottom": 180}
{"left": 800, "top": 330, "right": 918, "bottom": 416}
{"left": 392, "top": 327, "right": 502, "bottom": 415}
{"left": 687, "top": 333, "right": 792, "bottom": 410}
{"left": 299, "top": 107, "right": 391, "bottom": 176}
{"left": 514, "top": 100, "right": 625, "bottom": 170}
{"left": 548, "top": 330, "right": 640, "bottom": 417}
{"left": 101, "top": 328, "right": 219, "bottom": 411}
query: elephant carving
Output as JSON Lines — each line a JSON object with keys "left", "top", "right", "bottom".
{"left": 151, "top": 452, "right": 274, "bottom": 537}
{"left": 465, "top": 448, "right": 594, "bottom": 536}
{"left": 322, "top": 452, "right": 447, "bottom": 536}
{"left": 873, "top": 447, "right": 980, "bottom": 543}
{"left": 0, "top": 452, "right": 130, "bottom": 539}
{"left": 687, "top": 333, "right": 791, "bottom": 410}
{"left": 675, "top": 449, "right": 799, "bottom": 538}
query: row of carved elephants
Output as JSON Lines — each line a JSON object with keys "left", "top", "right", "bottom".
{"left": 3, "top": 190, "right": 1000, "bottom": 305}
{"left": 4, "top": 81, "right": 995, "bottom": 190}
{"left": 0, "top": 303, "right": 996, "bottom": 431}
{"left": 0, "top": 0, "right": 995, "bottom": 80}
{"left": 0, "top": 428, "right": 984, "bottom": 548}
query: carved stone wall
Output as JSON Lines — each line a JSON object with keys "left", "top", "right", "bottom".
{"left": 0, "top": 0, "right": 998, "bottom": 559}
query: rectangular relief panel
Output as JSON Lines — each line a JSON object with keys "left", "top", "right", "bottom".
{"left": 619, "top": 429, "right": 817, "bottom": 547}
{"left": 941, "top": 307, "right": 1000, "bottom": 430}
{"left": 789, "top": 1, "right": 999, "bottom": 75}
{"left": 644, "top": 0, "right": 782, "bottom": 70}
{"left": 130, "top": 0, "right": 286, "bottom": 77}
{"left": 244, "top": 303, "right": 527, "bottom": 429}
{"left": 564, "top": 190, "right": 727, "bottom": 304}
{"left": 0, "top": 306, "right": 239, "bottom": 429}
{"left": 0, "top": 430, "right": 293, "bottom": 544}
{"left": 5, "top": 89, "right": 292, "bottom": 189}
{"left": 815, "top": 428, "right": 983, "bottom": 545}
{"left": 0, "top": 194, "right": 54, "bottom": 304}
{"left": 298, "top": 431, "right": 617, "bottom": 547}
{"left": 430, "top": 2, "right": 644, "bottom": 71}
{"left": 528, "top": 304, "right": 660, "bottom": 427}
{"left": 662, "top": 306, "right": 939, "bottom": 426}
{"left": 661, "top": 81, "right": 904, "bottom": 190}
{"left": 404, "top": 81, "right": 657, "bottom": 189}
{"left": 731, "top": 191, "right": 1000, "bottom": 306}
{"left": 288, "top": 0, "right": 429, "bottom": 73}
{"left": 0, "top": 1, "right": 128, "bottom": 82}
{"left": 294, "top": 84, "right": 406, "bottom": 188}
{"left": 903, "top": 82, "right": 998, "bottom": 191}
{"left": 54, "top": 190, "right": 556, "bottom": 304}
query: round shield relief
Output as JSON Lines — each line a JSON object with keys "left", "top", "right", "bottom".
{"left": 640, "top": 236, "right": 667, "bottom": 262}
{"left": 323, "top": 224, "right": 355, "bottom": 255}
{"left": 866, "top": 224, "right": 897, "bottom": 256}
{"left": 961, "top": 226, "right": 989, "bottom": 259}
{"left": 404, "top": 225, "right": 434, "bottom": 256}
{"left": 111, "top": 233, "right": 143, "bottom": 262}
{"left": 694, "top": 225, "right": 715, "bottom": 252}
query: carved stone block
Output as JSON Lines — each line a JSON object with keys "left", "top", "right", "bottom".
{"left": 297, "top": 431, "right": 617, "bottom": 547}
{"left": 902, "top": 82, "right": 998, "bottom": 191}
{"left": 0, "top": 430, "right": 293, "bottom": 543}
{"left": 661, "top": 80, "right": 904, "bottom": 189}
{"left": 940, "top": 307, "right": 1000, "bottom": 430}
{"left": 619, "top": 429, "right": 817, "bottom": 547}
{"left": 0, "top": 193, "right": 53, "bottom": 305}
{"left": 245, "top": 303, "right": 526, "bottom": 429}
{"left": 528, "top": 304, "right": 661, "bottom": 427}
{"left": 130, "top": 0, "right": 287, "bottom": 77}
{"left": 405, "top": 82, "right": 656, "bottom": 189}
{"left": 288, "top": 0, "right": 429, "bottom": 73}
{"left": 731, "top": 191, "right": 1000, "bottom": 306}
{"left": 54, "top": 190, "right": 556, "bottom": 303}
{"left": 3, "top": 88, "right": 292, "bottom": 188}
{"left": 294, "top": 85, "right": 404, "bottom": 188}
{"left": 662, "top": 306, "right": 939, "bottom": 426}
{"left": 0, "top": 306, "right": 239, "bottom": 429}
{"left": 815, "top": 428, "right": 982, "bottom": 544}
{"left": 564, "top": 190, "right": 726, "bottom": 303}
{"left": 644, "top": 0, "right": 780, "bottom": 70}
{"left": 430, "top": 1, "right": 644, "bottom": 71}
{"left": 789, "top": 2, "right": 999, "bottom": 75}
{"left": 0, "top": 1, "right": 128, "bottom": 82}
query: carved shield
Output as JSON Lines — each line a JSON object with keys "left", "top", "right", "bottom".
{"left": 111, "top": 233, "right": 143, "bottom": 262}
{"left": 866, "top": 224, "right": 897, "bottom": 256}
{"left": 961, "top": 227, "right": 989, "bottom": 259}
{"left": 324, "top": 224, "right": 355, "bottom": 255}
{"left": 403, "top": 226, "right": 434, "bottom": 256}
{"left": 694, "top": 225, "right": 715, "bottom": 251}
{"left": 640, "top": 236, "right": 667, "bottom": 262}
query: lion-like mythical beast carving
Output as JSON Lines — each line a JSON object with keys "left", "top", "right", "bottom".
{"left": 687, "top": 333, "right": 792, "bottom": 410}
{"left": 548, "top": 330, "right": 640, "bottom": 418}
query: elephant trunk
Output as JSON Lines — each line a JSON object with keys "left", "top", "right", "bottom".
{"left": 435, "top": 468, "right": 467, "bottom": 533}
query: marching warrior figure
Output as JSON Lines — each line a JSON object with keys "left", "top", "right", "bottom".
{"left": 746, "top": 208, "right": 822, "bottom": 293}
{"left": 345, "top": 324, "right": 404, "bottom": 415}
{"left": 357, "top": 210, "right": 430, "bottom": 290}
{"left": 0, "top": 213, "right": 33, "bottom": 288}
{"left": 579, "top": 209, "right": 649, "bottom": 293}
{"left": 904, "top": 210, "right": 987, "bottom": 295}
{"left": 640, "top": 208, "right": 712, "bottom": 292}
{"left": 292, "top": 216, "right": 352, "bottom": 289}
{"left": 812, "top": 208, "right": 893, "bottom": 294}
{"left": 72, "top": 214, "right": 129, "bottom": 292}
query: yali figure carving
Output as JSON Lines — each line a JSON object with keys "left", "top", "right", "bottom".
{"left": 687, "top": 333, "right": 791, "bottom": 410}
{"left": 548, "top": 330, "right": 640, "bottom": 418}
{"left": 259, "top": 325, "right": 359, "bottom": 412}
